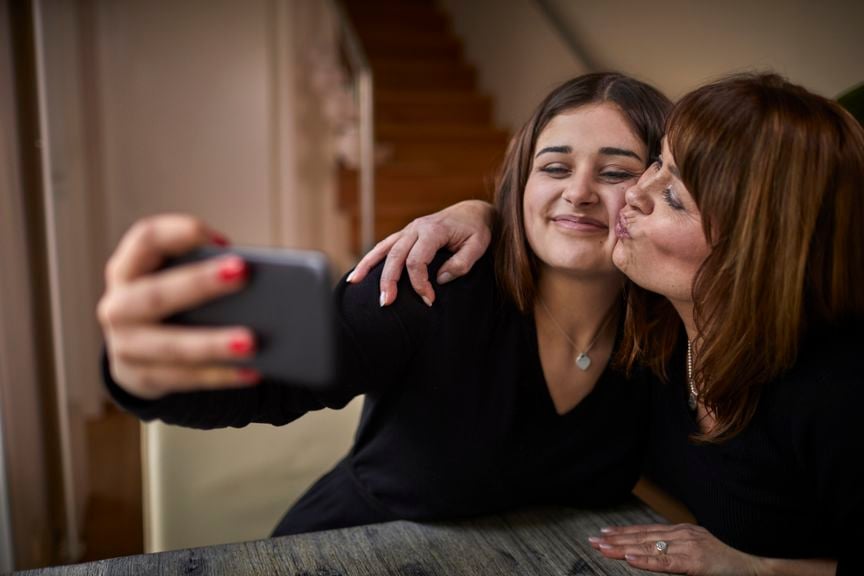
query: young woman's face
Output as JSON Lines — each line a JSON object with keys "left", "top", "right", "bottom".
{"left": 612, "top": 138, "right": 710, "bottom": 302}
{"left": 523, "top": 103, "right": 647, "bottom": 279}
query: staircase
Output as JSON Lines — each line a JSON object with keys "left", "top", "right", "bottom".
{"left": 340, "top": 0, "right": 509, "bottom": 252}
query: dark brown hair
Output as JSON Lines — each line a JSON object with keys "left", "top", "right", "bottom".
{"left": 494, "top": 73, "right": 672, "bottom": 312}
{"left": 622, "top": 73, "right": 864, "bottom": 442}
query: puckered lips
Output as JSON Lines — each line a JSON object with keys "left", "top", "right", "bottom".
{"left": 615, "top": 211, "right": 632, "bottom": 239}
{"left": 549, "top": 213, "right": 607, "bottom": 233}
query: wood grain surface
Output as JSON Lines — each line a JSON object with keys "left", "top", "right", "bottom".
{"left": 19, "top": 503, "right": 665, "bottom": 575}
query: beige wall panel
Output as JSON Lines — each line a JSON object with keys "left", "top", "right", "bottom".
{"left": 545, "top": 0, "right": 864, "bottom": 99}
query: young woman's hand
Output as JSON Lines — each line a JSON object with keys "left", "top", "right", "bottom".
{"left": 589, "top": 524, "right": 836, "bottom": 576}
{"left": 97, "top": 214, "right": 260, "bottom": 400}
{"left": 347, "top": 200, "right": 495, "bottom": 307}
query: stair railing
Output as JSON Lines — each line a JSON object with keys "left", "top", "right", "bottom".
{"left": 331, "top": 0, "right": 375, "bottom": 253}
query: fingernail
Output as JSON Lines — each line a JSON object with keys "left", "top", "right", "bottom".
{"left": 437, "top": 272, "right": 453, "bottom": 284}
{"left": 237, "top": 368, "right": 261, "bottom": 384}
{"left": 346, "top": 270, "right": 356, "bottom": 283}
{"left": 421, "top": 295, "right": 433, "bottom": 307}
{"left": 229, "top": 335, "right": 255, "bottom": 356}
{"left": 599, "top": 543, "right": 613, "bottom": 550}
{"left": 209, "top": 231, "right": 230, "bottom": 247}
{"left": 600, "top": 527, "right": 614, "bottom": 533}
{"left": 379, "top": 290, "right": 388, "bottom": 307}
{"left": 624, "top": 554, "right": 638, "bottom": 562}
{"left": 218, "top": 257, "right": 247, "bottom": 282}
{"left": 588, "top": 536, "right": 601, "bottom": 544}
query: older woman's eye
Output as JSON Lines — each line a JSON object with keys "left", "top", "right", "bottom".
{"left": 661, "top": 187, "right": 684, "bottom": 210}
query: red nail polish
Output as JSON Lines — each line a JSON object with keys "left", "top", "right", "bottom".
{"left": 237, "top": 368, "right": 261, "bottom": 384}
{"left": 209, "top": 231, "right": 230, "bottom": 247}
{"left": 229, "top": 336, "right": 255, "bottom": 356}
{"left": 218, "top": 257, "right": 247, "bottom": 282}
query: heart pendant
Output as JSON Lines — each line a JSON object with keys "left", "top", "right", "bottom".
{"left": 575, "top": 353, "right": 591, "bottom": 371}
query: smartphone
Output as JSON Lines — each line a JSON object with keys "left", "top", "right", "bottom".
{"left": 163, "top": 246, "right": 336, "bottom": 387}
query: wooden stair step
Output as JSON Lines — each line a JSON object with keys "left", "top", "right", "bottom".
{"left": 373, "top": 61, "right": 475, "bottom": 91}
{"left": 377, "top": 123, "right": 510, "bottom": 144}
{"left": 364, "top": 38, "right": 462, "bottom": 60}
{"left": 348, "top": 11, "right": 450, "bottom": 34}
{"left": 338, "top": 170, "right": 493, "bottom": 208}
{"left": 375, "top": 90, "right": 493, "bottom": 124}
{"left": 381, "top": 143, "right": 506, "bottom": 169}
{"left": 358, "top": 27, "right": 458, "bottom": 49}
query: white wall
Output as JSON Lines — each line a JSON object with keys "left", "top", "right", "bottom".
{"left": 439, "top": 0, "right": 589, "bottom": 132}
{"left": 543, "top": 0, "right": 864, "bottom": 100}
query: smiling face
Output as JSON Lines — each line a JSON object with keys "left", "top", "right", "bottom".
{"left": 612, "top": 139, "right": 710, "bottom": 303}
{"left": 522, "top": 103, "right": 648, "bottom": 279}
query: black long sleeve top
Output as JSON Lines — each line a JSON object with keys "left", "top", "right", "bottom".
{"left": 643, "top": 321, "right": 863, "bottom": 572}
{"left": 105, "top": 252, "right": 647, "bottom": 535}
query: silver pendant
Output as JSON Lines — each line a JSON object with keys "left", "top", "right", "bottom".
{"left": 575, "top": 353, "right": 591, "bottom": 371}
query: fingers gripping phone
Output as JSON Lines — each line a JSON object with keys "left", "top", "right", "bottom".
{"left": 164, "top": 246, "right": 336, "bottom": 387}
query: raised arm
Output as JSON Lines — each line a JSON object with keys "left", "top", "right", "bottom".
{"left": 347, "top": 200, "right": 495, "bottom": 307}
{"left": 99, "top": 213, "right": 438, "bottom": 429}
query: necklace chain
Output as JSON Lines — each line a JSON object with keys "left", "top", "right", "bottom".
{"left": 686, "top": 339, "right": 699, "bottom": 410}
{"left": 537, "top": 298, "right": 616, "bottom": 371}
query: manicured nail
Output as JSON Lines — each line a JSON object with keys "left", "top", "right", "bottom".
{"left": 218, "top": 257, "right": 247, "bottom": 282}
{"left": 229, "top": 335, "right": 255, "bottom": 356}
{"left": 437, "top": 272, "right": 453, "bottom": 284}
{"left": 421, "top": 295, "right": 433, "bottom": 307}
{"left": 346, "top": 270, "right": 356, "bottom": 283}
{"left": 599, "top": 543, "right": 613, "bottom": 550}
{"left": 588, "top": 536, "right": 601, "bottom": 544}
{"left": 624, "top": 554, "right": 638, "bottom": 562}
{"left": 237, "top": 368, "right": 261, "bottom": 384}
{"left": 600, "top": 527, "right": 614, "bottom": 533}
{"left": 379, "top": 290, "right": 388, "bottom": 307}
{"left": 209, "top": 231, "right": 230, "bottom": 247}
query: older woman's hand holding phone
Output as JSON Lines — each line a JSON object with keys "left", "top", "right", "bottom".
{"left": 97, "top": 214, "right": 259, "bottom": 400}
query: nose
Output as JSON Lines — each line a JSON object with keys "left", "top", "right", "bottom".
{"left": 561, "top": 170, "right": 598, "bottom": 207}
{"left": 624, "top": 170, "right": 653, "bottom": 214}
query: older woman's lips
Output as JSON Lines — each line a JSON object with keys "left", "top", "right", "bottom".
{"left": 615, "top": 212, "right": 631, "bottom": 239}
{"left": 551, "top": 215, "right": 607, "bottom": 232}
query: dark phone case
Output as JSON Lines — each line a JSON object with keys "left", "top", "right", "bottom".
{"left": 164, "top": 246, "right": 336, "bottom": 387}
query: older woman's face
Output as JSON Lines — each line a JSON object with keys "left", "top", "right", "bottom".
{"left": 612, "top": 139, "right": 709, "bottom": 302}
{"left": 523, "top": 103, "right": 647, "bottom": 278}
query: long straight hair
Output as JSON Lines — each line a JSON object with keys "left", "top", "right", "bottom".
{"left": 621, "top": 73, "right": 864, "bottom": 442}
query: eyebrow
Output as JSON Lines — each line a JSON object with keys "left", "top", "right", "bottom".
{"left": 535, "top": 145, "right": 571, "bottom": 158}
{"left": 534, "top": 145, "right": 643, "bottom": 162}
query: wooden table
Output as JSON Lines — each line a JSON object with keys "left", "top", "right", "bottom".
{"left": 20, "top": 502, "right": 664, "bottom": 575}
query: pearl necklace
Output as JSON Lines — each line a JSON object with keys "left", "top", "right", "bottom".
{"left": 537, "top": 298, "right": 617, "bottom": 371}
{"left": 686, "top": 339, "right": 699, "bottom": 410}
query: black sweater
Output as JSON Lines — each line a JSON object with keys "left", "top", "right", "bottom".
{"left": 105, "top": 253, "right": 646, "bottom": 535}
{"left": 643, "top": 322, "right": 863, "bottom": 572}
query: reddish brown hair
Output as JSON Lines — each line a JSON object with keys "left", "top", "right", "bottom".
{"left": 623, "top": 73, "right": 864, "bottom": 442}
{"left": 494, "top": 73, "right": 671, "bottom": 312}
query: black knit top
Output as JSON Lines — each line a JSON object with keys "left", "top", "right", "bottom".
{"left": 105, "top": 252, "right": 646, "bottom": 535}
{"left": 642, "top": 321, "right": 863, "bottom": 572}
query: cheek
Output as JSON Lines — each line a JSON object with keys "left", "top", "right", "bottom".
{"left": 617, "top": 216, "right": 709, "bottom": 297}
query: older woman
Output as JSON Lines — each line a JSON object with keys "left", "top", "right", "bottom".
{"left": 98, "top": 73, "right": 671, "bottom": 535}
{"left": 357, "top": 74, "right": 864, "bottom": 574}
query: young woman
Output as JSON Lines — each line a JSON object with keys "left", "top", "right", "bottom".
{"left": 98, "top": 73, "right": 671, "bottom": 535}
{"left": 358, "top": 73, "right": 864, "bottom": 575}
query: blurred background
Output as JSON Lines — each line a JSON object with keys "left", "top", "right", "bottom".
{"left": 0, "top": 0, "right": 861, "bottom": 570}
